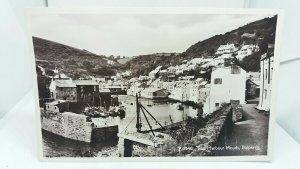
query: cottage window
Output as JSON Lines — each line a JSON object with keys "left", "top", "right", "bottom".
{"left": 61, "top": 88, "right": 63, "bottom": 91}
{"left": 214, "top": 78, "right": 222, "bottom": 84}
{"left": 215, "top": 103, "right": 220, "bottom": 107}
{"left": 265, "top": 69, "right": 268, "bottom": 80}
{"left": 265, "top": 89, "right": 267, "bottom": 100}
{"left": 270, "top": 68, "right": 273, "bottom": 81}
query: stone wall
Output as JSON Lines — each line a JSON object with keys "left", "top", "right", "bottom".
{"left": 231, "top": 100, "right": 243, "bottom": 123}
{"left": 41, "top": 111, "right": 93, "bottom": 142}
{"left": 55, "top": 87, "right": 77, "bottom": 102}
{"left": 132, "top": 142, "right": 156, "bottom": 157}
{"left": 174, "top": 105, "right": 233, "bottom": 156}
{"left": 91, "top": 126, "right": 118, "bottom": 143}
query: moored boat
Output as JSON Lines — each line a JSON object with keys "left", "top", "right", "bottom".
{"left": 176, "top": 103, "right": 184, "bottom": 110}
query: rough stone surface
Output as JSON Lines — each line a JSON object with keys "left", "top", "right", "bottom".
{"left": 231, "top": 100, "right": 243, "bottom": 122}
{"left": 181, "top": 105, "right": 233, "bottom": 156}
{"left": 41, "top": 111, "right": 93, "bottom": 142}
{"left": 132, "top": 142, "right": 156, "bottom": 157}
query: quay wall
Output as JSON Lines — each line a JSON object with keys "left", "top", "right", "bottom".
{"left": 41, "top": 111, "right": 93, "bottom": 142}
{"left": 91, "top": 125, "right": 119, "bottom": 142}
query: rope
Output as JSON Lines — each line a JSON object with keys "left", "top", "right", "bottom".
{"left": 119, "top": 113, "right": 137, "bottom": 134}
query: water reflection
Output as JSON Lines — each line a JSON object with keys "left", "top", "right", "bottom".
{"left": 118, "top": 95, "right": 198, "bottom": 132}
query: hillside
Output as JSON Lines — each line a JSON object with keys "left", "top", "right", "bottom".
{"left": 33, "top": 15, "right": 277, "bottom": 78}
{"left": 125, "top": 15, "right": 277, "bottom": 75}
{"left": 182, "top": 15, "right": 277, "bottom": 59}
{"left": 117, "top": 57, "right": 133, "bottom": 64}
{"left": 32, "top": 37, "right": 121, "bottom": 78}
{"left": 125, "top": 53, "right": 181, "bottom": 76}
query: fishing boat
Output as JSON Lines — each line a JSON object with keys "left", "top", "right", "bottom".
{"left": 176, "top": 103, "right": 184, "bottom": 110}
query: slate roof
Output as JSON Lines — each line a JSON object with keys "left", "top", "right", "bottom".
{"left": 46, "top": 100, "right": 68, "bottom": 105}
{"left": 54, "top": 80, "right": 76, "bottom": 88}
{"left": 74, "top": 80, "right": 99, "bottom": 86}
{"left": 142, "top": 88, "right": 166, "bottom": 93}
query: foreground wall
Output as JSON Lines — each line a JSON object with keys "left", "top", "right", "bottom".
{"left": 179, "top": 105, "right": 233, "bottom": 156}
{"left": 41, "top": 111, "right": 93, "bottom": 142}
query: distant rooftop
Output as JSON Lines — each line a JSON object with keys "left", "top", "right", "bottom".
{"left": 45, "top": 100, "right": 68, "bottom": 105}
{"left": 142, "top": 87, "right": 166, "bottom": 93}
{"left": 74, "top": 80, "right": 99, "bottom": 86}
{"left": 54, "top": 80, "right": 76, "bottom": 88}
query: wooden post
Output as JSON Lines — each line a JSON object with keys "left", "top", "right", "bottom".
{"left": 136, "top": 94, "right": 141, "bottom": 132}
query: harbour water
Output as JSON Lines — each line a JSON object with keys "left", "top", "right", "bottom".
{"left": 42, "top": 95, "right": 200, "bottom": 157}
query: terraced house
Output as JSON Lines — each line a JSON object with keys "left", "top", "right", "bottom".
{"left": 257, "top": 44, "right": 274, "bottom": 112}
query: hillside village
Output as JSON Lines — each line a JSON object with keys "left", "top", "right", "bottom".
{"left": 42, "top": 42, "right": 274, "bottom": 116}
{"left": 124, "top": 42, "right": 273, "bottom": 115}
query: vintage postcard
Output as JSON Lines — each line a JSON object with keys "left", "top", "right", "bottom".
{"left": 26, "top": 8, "right": 282, "bottom": 161}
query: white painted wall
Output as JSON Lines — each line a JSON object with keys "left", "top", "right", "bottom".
{"left": 257, "top": 56, "right": 274, "bottom": 111}
{"left": 209, "top": 67, "right": 246, "bottom": 113}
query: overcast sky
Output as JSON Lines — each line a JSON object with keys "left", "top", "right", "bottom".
{"left": 30, "top": 13, "right": 274, "bottom": 57}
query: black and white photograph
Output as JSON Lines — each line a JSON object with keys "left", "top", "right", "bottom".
{"left": 27, "top": 8, "right": 281, "bottom": 160}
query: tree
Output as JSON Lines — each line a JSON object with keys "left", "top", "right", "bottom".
{"left": 91, "top": 66, "right": 115, "bottom": 76}
{"left": 238, "top": 52, "right": 261, "bottom": 72}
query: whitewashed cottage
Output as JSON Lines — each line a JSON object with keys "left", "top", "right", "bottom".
{"left": 207, "top": 65, "right": 246, "bottom": 114}
{"left": 215, "top": 43, "right": 238, "bottom": 55}
{"left": 257, "top": 44, "right": 274, "bottom": 112}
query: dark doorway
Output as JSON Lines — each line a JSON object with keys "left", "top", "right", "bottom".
{"left": 124, "top": 139, "right": 133, "bottom": 157}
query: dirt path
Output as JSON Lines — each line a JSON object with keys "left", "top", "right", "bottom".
{"left": 217, "top": 104, "right": 269, "bottom": 156}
